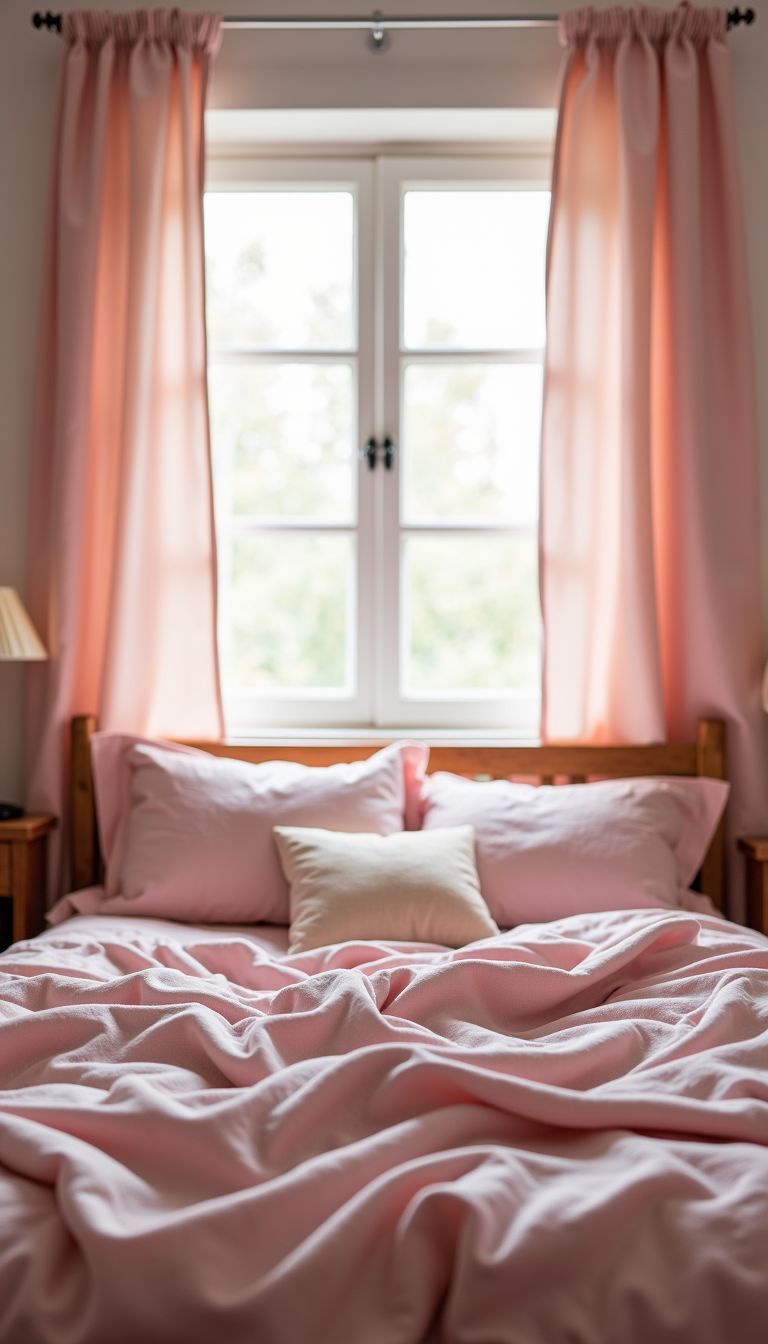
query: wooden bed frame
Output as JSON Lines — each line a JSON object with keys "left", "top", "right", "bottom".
{"left": 69, "top": 715, "right": 728, "bottom": 912}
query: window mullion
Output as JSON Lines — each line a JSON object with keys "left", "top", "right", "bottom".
{"left": 373, "top": 158, "right": 404, "bottom": 729}
{"left": 354, "top": 159, "right": 377, "bottom": 726}
{"left": 398, "top": 348, "right": 544, "bottom": 363}
{"left": 209, "top": 348, "right": 357, "bottom": 363}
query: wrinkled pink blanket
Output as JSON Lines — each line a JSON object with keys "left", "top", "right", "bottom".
{"left": 1, "top": 909, "right": 767, "bottom": 1344}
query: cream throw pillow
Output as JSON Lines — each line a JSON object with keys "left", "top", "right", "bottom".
{"left": 274, "top": 824, "right": 499, "bottom": 954}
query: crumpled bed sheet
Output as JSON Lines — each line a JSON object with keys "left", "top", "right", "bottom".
{"left": 0, "top": 907, "right": 766, "bottom": 1343}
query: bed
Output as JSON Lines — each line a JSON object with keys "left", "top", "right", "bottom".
{"left": 1, "top": 715, "right": 766, "bottom": 1343}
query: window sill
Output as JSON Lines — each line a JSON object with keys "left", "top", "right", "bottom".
{"left": 220, "top": 726, "right": 542, "bottom": 746}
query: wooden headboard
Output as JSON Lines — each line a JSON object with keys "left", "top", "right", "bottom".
{"left": 69, "top": 715, "right": 728, "bottom": 912}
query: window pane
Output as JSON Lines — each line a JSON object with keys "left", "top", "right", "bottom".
{"left": 402, "top": 362, "right": 541, "bottom": 526}
{"left": 205, "top": 191, "right": 354, "bottom": 349}
{"left": 209, "top": 363, "right": 354, "bottom": 522}
{"left": 403, "top": 190, "right": 549, "bottom": 351}
{"left": 223, "top": 533, "right": 353, "bottom": 691}
{"left": 403, "top": 534, "right": 539, "bottom": 693}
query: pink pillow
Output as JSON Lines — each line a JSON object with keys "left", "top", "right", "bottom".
{"left": 90, "top": 734, "right": 428, "bottom": 924}
{"left": 420, "top": 773, "right": 729, "bottom": 926}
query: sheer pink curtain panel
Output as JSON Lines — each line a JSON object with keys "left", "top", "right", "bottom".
{"left": 540, "top": 3, "right": 768, "bottom": 910}
{"left": 26, "top": 9, "right": 224, "bottom": 896}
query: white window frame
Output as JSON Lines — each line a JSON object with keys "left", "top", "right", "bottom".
{"left": 205, "top": 157, "right": 376, "bottom": 730}
{"left": 205, "top": 150, "right": 551, "bottom": 737}
{"left": 376, "top": 155, "right": 550, "bottom": 733}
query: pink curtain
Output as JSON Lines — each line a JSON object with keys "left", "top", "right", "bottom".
{"left": 541, "top": 4, "right": 768, "bottom": 907}
{"left": 26, "top": 9, "right": 224, "bottom": 894}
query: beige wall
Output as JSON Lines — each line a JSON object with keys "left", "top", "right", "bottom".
{"left": 1, "top": 0, "right": 766, "bottom": 800}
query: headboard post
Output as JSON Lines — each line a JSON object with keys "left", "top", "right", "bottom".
{"left": 71, "top": 714, "right": 100, "bottom": 890}
{"left": 696, "top": 718, "right": 727, "bottom": 912}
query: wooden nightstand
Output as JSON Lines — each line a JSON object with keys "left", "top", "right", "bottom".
{"left": 0, "top": 815, "right": 56, "bottom": 948}
{"left": 738, "top": 837, "right": 768, "bottom": 937}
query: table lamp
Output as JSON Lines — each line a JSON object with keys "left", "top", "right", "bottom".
{"left": 0, "top": 587, "right": 47, "bottom": 820}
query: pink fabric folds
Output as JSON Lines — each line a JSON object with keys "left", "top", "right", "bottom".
{"left": 85, "top": 733, "right": 428, "bottom": 925}
{"left": 2, "top": 910, "right": 768, "bottom": 1341}
{"left": 421, "top": 770, "right": 728, "bottom": 925}
{"left": 25, "top": 10, "right": 224, "bottom": 896}
{"left": 540, "top": 3, "right": 768, "bottom": 908}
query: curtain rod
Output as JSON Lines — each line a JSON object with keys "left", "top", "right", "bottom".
{"left": 30, "top": 8, "right": 758, "bottom": 41}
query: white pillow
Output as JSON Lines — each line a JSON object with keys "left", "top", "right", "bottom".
{"left": 274, "top": 825, "right": 499, "bottom": 954}
{"left": 420, "top": 773, "right": 729, "bottom": 925}
{"left": 89, "top": 736, "right": 427, "bottom": 925}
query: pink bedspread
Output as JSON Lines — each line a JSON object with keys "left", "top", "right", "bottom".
{"left": 1, "top": 909, "right": 767, "bottom": 1343}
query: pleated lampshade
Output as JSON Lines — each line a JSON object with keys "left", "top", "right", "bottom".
{"left": 0, "top": 588, "right": 47, "bottom": 661}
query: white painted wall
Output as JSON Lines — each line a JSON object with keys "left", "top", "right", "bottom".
{"left": 0, "top": 0, "right": 766, "bottom": 800}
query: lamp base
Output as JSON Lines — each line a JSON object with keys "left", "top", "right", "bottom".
{"left": 0, "top": 802, "right": 24, "bottom": 822}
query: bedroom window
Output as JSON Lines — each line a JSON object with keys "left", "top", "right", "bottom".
{"left": 204, "top": 156, "right": 550, "bottom": 734}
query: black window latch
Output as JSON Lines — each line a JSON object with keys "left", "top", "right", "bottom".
{"left": 360, "top": 436, "right": 397, "bottom": 470}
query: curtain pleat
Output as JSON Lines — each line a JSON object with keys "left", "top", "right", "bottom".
{"left": 26, "top": 9, "right": 224, "bottom": 897}
{"left": 540, "top": 4, "right": 768, "bottom": 911}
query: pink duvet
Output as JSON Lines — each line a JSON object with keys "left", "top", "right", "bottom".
{"left": 1, "top": 909, "right": 767, "bottom": 1343}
